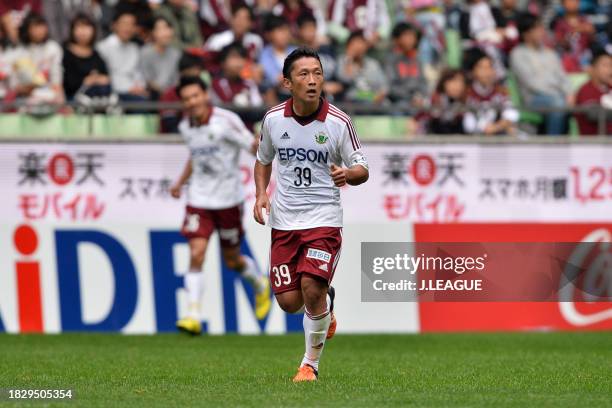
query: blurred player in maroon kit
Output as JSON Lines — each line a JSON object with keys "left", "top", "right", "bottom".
{"left": 574, "top": 48, "right": 612, "bottom": 135}
{"left": 254, "top": 48, "right": 369, "bottom": 382}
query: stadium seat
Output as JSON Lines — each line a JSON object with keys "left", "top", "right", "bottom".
{"left": 352, "top": 116, "right": 408, "bottom": 139}
{"left": 0, "top": 114, "right": 23, "bottom": 137}
{"left": 506, "top": 74, "right": 544, "bottom": 126}
{"left": 445, "top": 30, "right": 462, "bottom": 69}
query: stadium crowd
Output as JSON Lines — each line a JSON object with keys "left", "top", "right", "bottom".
{"left": 0, "top": 0, "right": 611, "bottom": 135}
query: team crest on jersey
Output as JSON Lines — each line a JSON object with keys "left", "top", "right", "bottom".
{"left": 314, "top": 132, "right": 328, "bottom": 144}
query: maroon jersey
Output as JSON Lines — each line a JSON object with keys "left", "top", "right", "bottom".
{"left": 464, "top": 82, "right": 518, "bottom": 133}
{"left": 210, "top": 77, "right": 262, "bottom": 107}
{"left": 575, "top": 80, "right": 612, "bottom": 135}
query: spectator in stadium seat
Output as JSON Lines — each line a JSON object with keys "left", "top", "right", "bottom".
{"left": 97, "top": 10, "right": 149, "bottom": 102}
{"left": 42, "top": 0, "right": 111, "bottom": 43}
{"left": 552, "top": 0, "right": 595, "bottom": 72}
{"left": 10, "top": 12, "right": 64, "bottom": 105}
{"left": 424, "top": 68, "right": 467, "bottom": 134}
{"left": 0, "top": 24, "right": 14, "bottom": 102}
{"left": 62, "top": 13, "right": 111, "bottom": 101}
{"left": 159, "top": 52, "right": 206, "bottom": 133}
{"left": 295, "top": 13, "right": 342, "bottom": 100}
{"left": 113, "top": 0, "right": 155, "bottom": 43}
{"left": 211, "top": 42, "right": 262, "bottom": 107}
{"left": 463, "top": 48, "right": 518, "bottom": 135}
{"left": 510, "top": 13, "right": 573, "bottom": 135}
{"left": 198, "top": 0, "right": 232, "bottom": 39}
{"left": 335, "top": 30, "right": 388, "bottom": 104}
{"left": 141, "top": 16, "right": 181, "bottom": 99}
{"left": 0, "top": 0, "right": 42, "bottom": 45}
{"left": 385, "top": 22, "right": 427, "bottom": 107}
{"left": 205, "top": 4, "right": 264, "bottom": 61}
{"left": 459, "top": 0, "right": 516, "bottom": 76}
{"left": 259, "top": 15, "right": 296, "bottom": 103}
{"left": 328, "top": 0, "right": 390, "bottom": 46}
{"left": 574, "top": 47, "right": 612, "bottom": 135}
{"left": 154, "top": 0, "right": 203, "bottom": 49}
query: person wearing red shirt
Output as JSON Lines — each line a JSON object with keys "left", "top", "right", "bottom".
{"left": 574, "top": 48, "right": 612, "bottom": 135}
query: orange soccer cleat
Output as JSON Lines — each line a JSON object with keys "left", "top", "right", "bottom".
{"left": 292, "top": 364, "right": 318, "bottom": 382}
{"left": 326, "top": 312, "right": 336, "bottom": 340}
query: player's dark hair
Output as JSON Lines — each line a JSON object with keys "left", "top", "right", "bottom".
{"left": 219, "top": 41, "right": 248, "bottom": 62}
{"left": 19, "top": 12, "right": 48, "bottom": 45}
{"left": 391, "top": 22, "right": 421, "bottom": 44}
{"left": 463, "top": 47, "right": 490, "bottom": 72}
{"left": 264, "top": 14, "right": 288, "bottom": 33}
{"left": 297, "top": 12, "right": 317, "bottom": 28}
{"left": 178, "top": 52, "right": 203, "bottom": 72}
{"left": 176, "top": 75, "right": 208, "bottom": 97}
{"left": 282, "top": 47, "right": 322, "bottom": 79}
{"left": 516, "top": 13, "right": 540, "bottom": 42}
{"left": 346, "top": 30, "right": 366, "bottom": 46}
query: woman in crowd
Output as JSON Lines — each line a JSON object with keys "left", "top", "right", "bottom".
{"left": 62, "top": 13, "right": 111, "bottom": 100}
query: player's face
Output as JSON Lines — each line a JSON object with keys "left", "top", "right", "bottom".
{"left": 180, "top": 84, "right": 209, "bottom": 119}
{"left": 285, "top": 57, "right": 324, "bottom": 103}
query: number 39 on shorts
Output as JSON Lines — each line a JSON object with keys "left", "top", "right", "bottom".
{"left": 272, "top": 264, "right": 291, "bottom": 287}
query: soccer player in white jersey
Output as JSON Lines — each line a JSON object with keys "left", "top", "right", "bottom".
{"left": 254, "top": 48, "right": 369, "bottom": 381}
{"left": 170, "top": 76, "right": 271, "bottom": 335}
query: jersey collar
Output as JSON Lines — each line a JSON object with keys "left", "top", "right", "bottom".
{"left": 284, "top": 97, "right": 329, "bottom": 124}
{"left": 190, "top": 105, "right": 214, "bottom": 127}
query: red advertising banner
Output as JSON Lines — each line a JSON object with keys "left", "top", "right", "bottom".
{"left": 415, "top": 224, "right": 612, "bottom": 332}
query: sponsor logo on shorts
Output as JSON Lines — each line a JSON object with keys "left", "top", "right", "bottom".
{"left": 219, "top": 228, "right": 239, "bottom": 245}
{"left": 307, "top": 248, "right": 331, "bottom": 263}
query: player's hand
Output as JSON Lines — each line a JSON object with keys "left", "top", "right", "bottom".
{"left": 170, "top": 183, "right": 182, "bottom": 199}
{"left": 254, "top": 193, "right": 271, "bottom": 225}
{"left": 330, "top": 164, "right": 347, "bottom": 187}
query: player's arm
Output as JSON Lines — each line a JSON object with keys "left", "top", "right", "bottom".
{"left": 254, "top": 161, "right": 272, "bottom": 224}
{"left": 332, "top": 118, "right": 369, "bottom": 187}
{"left": 330, "top": 163, "right": 369, "bottom": 187}
{"left": 253, "top": 115, "right": 276, "bottom": 224}
{"left": 225, "top": 111, "right": 259, "bottom": 155}
{"left": 170, "top": 158, "right": 192, "bottom": 199}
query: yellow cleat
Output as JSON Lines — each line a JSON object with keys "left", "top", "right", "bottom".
{"left": 176, "top": 317, "right": 202, "bottom": 335}
{"left": 255, "top": 277, "right": 271, "bottom": 320}
{"left": 292, "top": 365, "right": 318, "bottom": 382}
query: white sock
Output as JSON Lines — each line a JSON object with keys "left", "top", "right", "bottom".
{"left": 184, "top": 270, "right": 203, "bottom": 320}
{"left": 300, "top": 308, "right": 331, "bottom": 371}
{"left": 240, "top": 256, "right": 265, "bottom": 294}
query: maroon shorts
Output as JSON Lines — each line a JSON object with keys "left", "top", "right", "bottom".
{"left": 181, "top": 205, "right": 244, "bottom": 248}
{"left": 269, "top": 227, "right": 342, "bottom": 294}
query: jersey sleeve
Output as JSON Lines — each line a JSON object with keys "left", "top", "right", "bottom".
{"left": 256, "top": 115, "right": 275, "bottom": 165}
{"left": 339, "top": 119, "right": 368, "bottom": 170}
{"left": 223, "top": 111, "right": 255, "bottom": 151}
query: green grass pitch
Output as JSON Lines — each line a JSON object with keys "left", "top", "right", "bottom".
{"left": 1, "top": 332, "right": 611, "bottom": 407}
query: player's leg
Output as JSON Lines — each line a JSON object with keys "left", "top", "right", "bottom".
{"left": 222, "top": 245, "right": 270, "bottom": 320}
{"left": 177, "top": 206, "right": 214, "bottom": 335}
{"left": 292, "top": 274, "right": 330, "bottom": 382}
{"left": 216, "top": 205, "right": 271, "bottom": 319}
{"left": 292, "top": 227, "right": 342, "bottom": 382}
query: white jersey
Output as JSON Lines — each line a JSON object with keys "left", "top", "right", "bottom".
{"left": 257, "top": 98, "right": 368, "bottom": 230}
{"left": 179, "top": 106, "right": 254, "bottom": 209}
